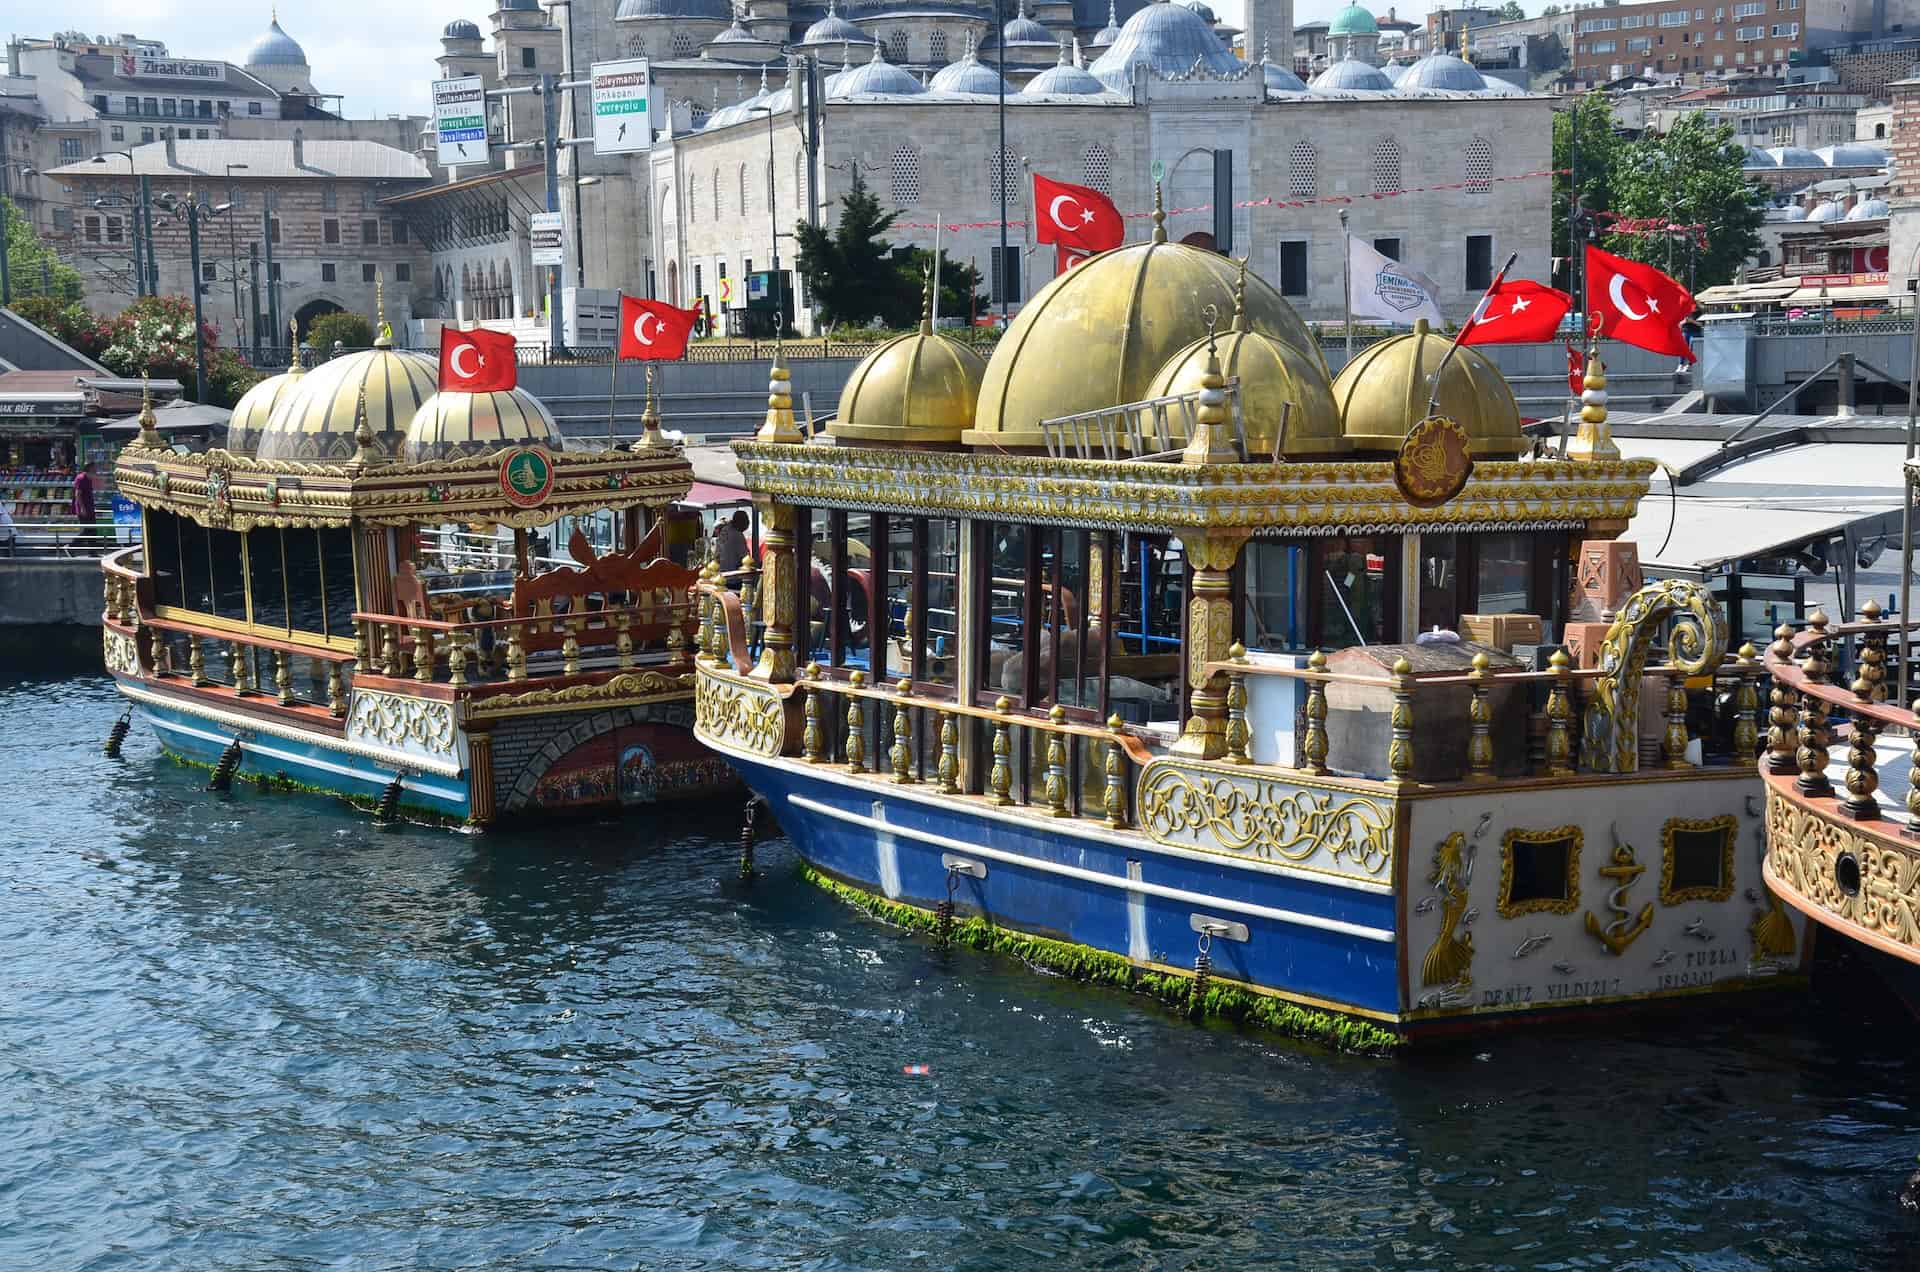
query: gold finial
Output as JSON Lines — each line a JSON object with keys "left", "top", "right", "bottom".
{"left": 136, "top": 371, "right": 163, "bottom": 449}
{"left": 1201, "top": 302, "right": 1219, "bottom": 355}
{"left": 1567, "top": 352, "right": 1619, "bottom": 462}
{"left": 755, "top": 350, "right": 801, "bottom": 444}
{"left": 1182, "top": 318, "right": 1235, "bottom": 466}
{"left": 1151, "top": 181, "right": 1166, "bottom": 244}
{"left": 1231, "top": 255, "right": 1249, "bottom": 333}
{"left": 373, "top": 270, "right": 392, "bottom": 348}
{"left": 919, "top": 263, "right": 935, "bottom": 336}
{"left": 349, "top": 380, "right": 381, "bottom": 468}
{"left": 633, "top": 365, "right": 667, "bottom": 452}
{"left": 286, "top": 316, "right": 306, "bottom": 376}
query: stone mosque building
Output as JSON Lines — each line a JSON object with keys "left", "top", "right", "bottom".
{"left": 423, "top": 0, "right": 1550, "bottom": 333}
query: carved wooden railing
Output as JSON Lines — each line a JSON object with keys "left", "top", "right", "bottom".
{"left": 353, "top": 595, "right": 696, "bottom": 688}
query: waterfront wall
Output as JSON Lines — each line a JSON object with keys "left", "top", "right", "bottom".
{"left": 0, "top": 560, "right": 102, "bottom": 629}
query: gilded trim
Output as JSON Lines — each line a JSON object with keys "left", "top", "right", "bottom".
{"left": 1660, "top": 814, "right": 1738, "bottom": 906}
{"left": 115, "top": 681, "right": 464, "bottom": 778}
{"left": 463, "top": 669, "right": 692, "bottom": 721}
{"left": 693, "top": 671, "right": 787, "bottom": 757}
{"left": 1136, "top": 757, "right": 1397, "bottom": 885}
{"left": 1764, "top": 784, "right": 1920, "bottom": 959}
{"left": 1496, "top": 824, "right": 1584, "bottom": 918}
{"left": 346, "top": 688, "right": 457, "bottom": 758}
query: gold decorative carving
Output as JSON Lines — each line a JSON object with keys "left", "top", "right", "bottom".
{"left": 1584, "top": 832, "right": 1654, "bottom": 955}
{"left": 103, "top": 628, "right": 141, "bottom": 676}
{"left": 1582, "top": 579, "right": 1727, "bottom": 774}
{"left": 1497, "top": 825, "right": 1583, "bottom": 918}
{"left": 1660, "top": 814, "right": 1737, "bottom": 905}
{"left": 346, "top": 689, "right": 456, "bottom": 756}
{"left": 1137, "top": 759, "right": 1395, "bottom": 882}
{"left": 467, "top": 669, "right": 692, "bottom": 720}
{"left": 693, "top": 671, "right": 786, "bottom": 757}
{"left": 1766, "top": 786, "right": 1920, "bottom": 957}
{"left": 1421, "top": 831, "right": 1475, "bottom": 990}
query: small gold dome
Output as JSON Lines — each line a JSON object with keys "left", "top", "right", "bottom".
{"left": 404, "top": 388, "right": 565, "bottom": 464}
{"left": 1332, "top": 319, "right": 1525, "bottom": 457}
{"left": 829, "top": 302, "right": 985, "bottom": 445}
{"left": 1144, "top": 265, "right": 1341, "bottom": 457}
{"left": 222, "top": 361, "right": 306, "bottom": 457}
{"left": 962, "top": 216, "right": 1323, "bottom": 451}
{"left": 255, "top": 346, "right": 438, "bottom": 462}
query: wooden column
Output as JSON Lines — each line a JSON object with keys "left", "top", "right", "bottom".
{"left": 752, "top": 497, "right": 798, "bottom": 683}
{"left": 467, "top": 726, "right": 497, "bottom": 827}
{"left": 1170, "top": 528, "right": 1251, "bottom": 760}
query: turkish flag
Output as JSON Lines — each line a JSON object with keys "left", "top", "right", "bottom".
{"left": 1056, "top": 244, "right": 1093, "bottom": 274}
{"left": 1033, "top": 173, "right": 1123, "bottom": 255}
{"left": 1458, "top": 279, "right": 1573, "bottom": 346}
{"left": 618, "top": 295, "right": 700, "bottom": 360}
{"left": 438, "top": 327, "right": 518, "bottom": 393}
{"left": 1567, "top": 346, "right": 1587, "bottom": 397}
{"left": 1585, "top": 245, "right": 1696, "bottom": 361}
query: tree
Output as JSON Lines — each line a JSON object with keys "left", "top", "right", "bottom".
{"left": 9, "top": 296, "right": 111, "bottom": 358}
{"left": 1541, "top": 3, "right": 1562, "bottom": 13}
{"left": 1609, "top": 113, "right": 1765, "bottom": 290}
{"left": 1552, "top": 93, "right": 1623, "bottom": 281}
{"left": 3, "top": 197, "right": 84, "bottom": 304}
{"left": 793, "top": 170, "right": 918, "bottom": 327}
{"left": 896, "top": 247, "right": 986, "bottom": 325}
{"left": 306, "top": 310, "right": 374, "bottom": 351}
{"left": 1497, "top": 1, "right": 1525, "bottom": 20}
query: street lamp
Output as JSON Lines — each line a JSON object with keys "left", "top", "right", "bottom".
{"left": 154, "top": 191, "right": 232, "bottom": 403}
{"left": 91, "top": 149, "right": 156, "bottom": 297}
{"left": 750, "top": 104, "right": 786, "bottom": 340}
{"left": 225, "top": 163, "right": 249, "bottom": 354}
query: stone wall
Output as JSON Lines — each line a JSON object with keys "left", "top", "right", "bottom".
{"left": 0, "top": 560, "right": 103, "bottom": 627}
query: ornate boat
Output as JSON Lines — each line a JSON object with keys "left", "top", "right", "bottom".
{"left": 692, "top": 225, "right": 1806, "bottom": 1047}
{"left": 101, "top": 322, "right": 727, "bottom": 825}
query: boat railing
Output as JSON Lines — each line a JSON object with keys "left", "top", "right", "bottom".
{"left": 1038, "top": 380, "right": 1246, "bottom": 463}
{"left": 352, "top": 594, "right": 696, "bottom": 688}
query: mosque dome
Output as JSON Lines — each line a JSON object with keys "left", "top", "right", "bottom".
{"left": 800, "top": 0, "right": 873, "bottom": 46}
{"left": 829, "top": 306, "right": 986, "bottom": 446}
{"left": 710, "top": 19, "right": 769, "bottom": 46}
{"left": 1145, "top": 273, "right": 1341, "bottom": 457}
{"left": 931, "top": 35, "right": 1013, "bottom": 93}
{"left": 1263, "top": 59, "right": 1308, "bottom": 92}
{"left": 1383, "top": 59, "right": 1412, "bottom": 84}
{"left": 1846, "top": 197, "right": 1891, "bottom": 220}
{"left": 706, "top": 67, "right": 774, "bottom": 128}
{"left": 1332, "top": 320, "right": 1524, "bottom": 457}
{"left": 1088, "top": 0, "right": 1243, "bottom": 92}
{"left": 403, "top": 389, "right": 564, "bottom": 464}
{"left": 1805, "top": 200, "right": 1843, "bottom": 222}
{"left": 255, "top": 340, "right": 438, "bottom": 463}
{"left": 1740, "top": 145, "right": 1779, "bottom": 168}
{"left": 1818, "top": 142, "right": 1889, "bottom": 167}
{"left": 1001, "top": 0, "right": 1058, "bottom": 45}
{"left": 1780, "top": 203, "right": 1809, "bottom": 221}
{"left": 500, "top": 0, "right": 541, "bottom": 10}
{"left": 1328, "top": 2, "right": 1380, "bottom": 36}
{"left": 1310, "top": 56, "right": 1394, "bottom": 92}
{"left": 1474, "top": 73, "right": 1526, "bottom": 95}
{"left": 830, "top": 43, "right": 926, "bottom": 97}
{"left": 1090, "top": 0, "right": 1125, "bottom": 47}
{"left": 616, "top": 0, "right": 732, "bottom": 18}
{"left": 1178, "top": 0, "right": 1218, "bottom": 23}
{"left": 1025, "top": 42, "right": 1108, "bottom": 95}
{"left": 246, "top": 18, "right": 309, "bottom": 68}
{"left": 223, "top": 362, "right": 305, "bottom": 458}
{"left": 963, "top": 214, "right": 1323, "bottom": 451}
{"left": 443, "top": 18, "right": 482, "bottom": 39}
{"left": 1766, "top": 145, "right": 1824, "bottom": 168}
{"left": 1398, "top": 52, "right": 1486, "bottom": 92}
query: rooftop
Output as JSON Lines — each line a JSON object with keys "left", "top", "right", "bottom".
{"left": 49, "top": 137, "right": 432, "bottom": 181}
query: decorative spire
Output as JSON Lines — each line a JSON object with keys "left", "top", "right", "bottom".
{"left": 758, "top": 63, "right": 769, "bottom": 92}
{"left": 1231, "top": 255, "right": 1249, "bottom": 333}
{"left": 1183, "top": 306, "right": 1236, "bottom": 466}
{"left": 1151, "top": 181, "right": 1166, "bottom": 244}
{"left": 964, "top": 30, "right": 975, "bottom": 60}
{"left": 372, "top": 270, "right": 392, "bottom": 347}
{"left": 1057, "top": 39, "right": 1069, "bottom": 65}
{"left": 348, "top": 380, "right": 380, "bottom": 468}
{"left": 1108, "top": 0, "right": 1118, "bottom": 23}
{"left": 136, "top": 371, "right": 163, "bottom": 449}
{"left": 287, "top": 316, "right": 305, "bottom": 374}
{"left": 870, "top": 40, "right": 883, "bottom": 63}
{"left": 633, "top": 366, "right": 667, "bottom": 452}
{"left": 1568, "top": 354, "right": 1619, "bottom": 461}
{"left": 755, "top": 351, "right": 801, "bottom": 444}
{"left": 919, "top": 264, "right": 935, "bottom": 336}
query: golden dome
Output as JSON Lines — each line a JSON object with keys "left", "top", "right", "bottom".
{"left": 963, "top": 210, "right": 1323, "bottom": 451}
{"left": 222, "top": 361, "right": 306, "bottom": 457}
{"left": 829, "top": 292, "right": 985, "bottom": 445}
{"left": 404, "top": 388, "right": 564, "bottom": 463}
{"left": 1332, "top": 319, "right": 1526, "bottom": 457}
{"left": 1144, "top": 264, "right": 1341, "bottom": 457}
{"left": 255, "top": 345, "right": 438, "bottom": 462}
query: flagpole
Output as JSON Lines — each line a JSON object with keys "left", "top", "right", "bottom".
{"left": 1424, "top": 252, "right": 1517, "bottom": 416}
{"left": 931, "top": 213, "right": 942, "bottom": 327}
{"left": 1022, "top": 157, "right": 1035, "bottom": 300}
{"left": 1339, "top": 208, "right": 1352, "bottom": 365}
{"left": 608, "top": 288, "right": 622, "bottom": 451}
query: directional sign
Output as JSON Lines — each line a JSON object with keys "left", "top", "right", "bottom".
{"left": 432, "top": 76, "right": 488, "bottom": 167}
{"left": 529, "top": 212, "right": 565, "bottom": 267}
{"left": 590, "top": 58, "right": 652, "bottom": 156}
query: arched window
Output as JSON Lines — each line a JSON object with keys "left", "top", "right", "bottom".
{"left": 1081, "top": 143, "right": 1111, "bottom": 195}
{"left": 1465, "top": 137, "right": 1492, "bottom": 195}
{"left": 627, "top": 35, "right": 647, "bottom": 58}
{"left": 739, "top": 162, "right": 750, "bottom": 215}
{"left": 660, "top": 183, "right": 673, "bottom": 227}
{"left": 688, "top": 173, "right": 698, "bottom": 223}
{"left": 930, "top": 30, "right": 949, "bottom": 64}
{"left": 1288, "top": 141, "right": 1317, "bottom": 199}
{"left": 890, "top": 144, "right": 920, "bottom": 203}
{"left": 989, "top": 148, "right": 1017, "bottom": 206}
{"left": 887, "top": 29, "right": 911, "bottom": 62}
{"left": 1757, "top": 249, "right": 1771, "bottom": 267}
{"left": 1368, "top": 137, "right": 1401, "bottom": 197}
{"left": 502, "top": 262, "right": 513, "bottom": 312}
{"left": 671, "top": 31, "right": 697, "bottom": 58}
{"left": 1877, "top": 122, "right": 1888, "bottom": 139}
{"left": 713, "top": 166, "right": 722, "bottom": 219}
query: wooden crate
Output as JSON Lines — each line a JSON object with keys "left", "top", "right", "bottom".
{"left": 1459, "top": 613, "right": 1544, "bottom": 652}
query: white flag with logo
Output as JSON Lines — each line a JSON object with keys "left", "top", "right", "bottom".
{"left": 1347, "top": 236, "right": 1445, "bottom": 327}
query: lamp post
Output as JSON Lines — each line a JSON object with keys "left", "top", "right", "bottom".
{"left": 156, "top": 191, "right": 230, "bottom": 402}
{"left": 996, "top": 0, "right": 1008, "bottom": 322}
{"left": 750, "top": 104, "right": 785, "bottom": 339}
{"left": 90, "top": 150, "right": 152, "bottom": 297}
{"left": 225, "top": 163, "right": 248, "bottom": 352}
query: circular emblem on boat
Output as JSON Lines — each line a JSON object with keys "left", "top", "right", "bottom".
{"left": 1393, "top": 414, "right": 1474, "bottom": 509}
{"left": 498, "top": 446, "right": 555, "bottom": 509}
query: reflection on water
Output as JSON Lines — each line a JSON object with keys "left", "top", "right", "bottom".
{"left": 3, "top": 663, "right": 1919, "bottom": 1269}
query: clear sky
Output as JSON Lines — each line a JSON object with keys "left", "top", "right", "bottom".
{"left": 43, "top": 0, "right": 1447, "bottom": 119}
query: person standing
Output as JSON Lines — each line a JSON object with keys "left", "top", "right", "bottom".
{"left": 71, "top": 464, "right": 97, "bottom": 527}
{"left": 715, "top": 509, "right": 750, "bottom": 581}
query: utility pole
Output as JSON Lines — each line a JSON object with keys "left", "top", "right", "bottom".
{"left": 540, "top": 72, "right": 565, "bottom": 355}
{"left": 139, "top": 175, "right": 157, "bottom": 297}
{"left": 225, "top": 163, "right": 248, "bottom": 350}
{"left": 263, "top": 202, "right": 280, "bottom": 355}
{"left": 248, "top": 241, "right": 261, "bottom": 361}
{"left": 996, "top": 0, "right": 1009, "bottom": 322}
{"left": 184, "top": 198, "right": 209, "bottom": 401}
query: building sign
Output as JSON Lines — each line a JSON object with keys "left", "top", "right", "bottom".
{"left": 590, "top": 58, "right": 652, "bottom": 156}
{"left": 118, "top": 55, "right": 226, "bottom": 82}
{"left": 0, "top": 400, "right": 74, "bottom": 416}
{"left": 432, "top": 76, "right": 489, "bottom": 167}
{"left": 529, "top": 212, "right": 565, "bottom": 267}
{"left": 1799, "top": 271, "right": 1888, "bottom": 288}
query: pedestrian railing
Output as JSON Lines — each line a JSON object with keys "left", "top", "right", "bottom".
{"left": 2, "top": 521, "right": 122, "bottom": 559}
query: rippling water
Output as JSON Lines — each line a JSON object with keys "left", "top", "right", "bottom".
{"left": 4, "top": 659, "right": 1920, "bottom": 1269}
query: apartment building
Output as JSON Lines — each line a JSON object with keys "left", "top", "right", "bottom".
{"left": 1563, "top": 0, "right": 1907, "bottom": 85}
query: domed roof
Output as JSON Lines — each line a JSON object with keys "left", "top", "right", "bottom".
{"left": 1846, "top": 197, "right": 1891, "bottom": 220}
{"left": 1766, "top": 145, "right": 1824, "bottom": 168}
{"left": 1263, "top": 58, "right": 1308, "bottom": 92}
{"left": 1332, "top": 320, "right": 1524, "bottom": 457}
{"left": 1087, "top": 0, "right": 1242, "bottom": 92}
{"left": 931, "top": 33, "right": 1013, "bottom": 93}
{"left": 1805, "top": 200, "right": 1843, "bottom": 222}
{"left": 403, "top": 388, "right": 564, "bottom": 464}
{"left": 1090, "top": 0, "right": 1124, "bottom": 46}
{"left": 1781, "top": 203, "right": 1809, "bottom": 221}
{"left": 500, "top": 0, "right": 540, "bottom": 10}
{"left": 1002, "top": 0, "right": 1056, "bottom": 45}
{"left": 443, "top": 18, "right": 482, "bottom": 39}
{"left": 1741, "top": 144, "right": 1779, "bottom": 168}
{"left": 1818, "top": 142, "right": 1889, "bottom": 167}
{"left": 705, "top": 66, "right": 774, "bottom": 128}
{"left": 963, "top": 210, "right": 1323, "bottom": 451}
{"left": 1178, "top": 0, "right": 1217, "bottom": 23}
{"left": 1397, "top": 51, "right": 1486, "bottom": 91}
{"left": 711, "top": 19, "right": 769, "bottom": 44}
{"left": 255, "top": 342, "right": 438, "bottom": 463}
{"left": 616, "top": 0, "right": 732, "bottom": 19}
{"left": 1310, "top": 56, "right": 1394, "bottom": 92}
{"left": 1383, "top": 59, "right": 1411, "bottom": 84}
{"left": 246, "top": 18, "right": 309, "bottom": 68}
{"left": 1329, "top": 3, "right": 1379, "bottom": 36}
{"left": 830, "top": 43, "right": 925, "bottom": 97}
{"left": 1025, "top": 41, "right": 1108, "bottom": 95}
{"left": 799, "top": 0, "right": 873, "bottom": 46}
{"left": 829, "top": 303, "right": 986, "bottom": 446}
{"left": 223, "top": 362, "right": 306, "bottom": 458}
{"left": 1474, "top": 73, "right": 1525, "bottom": 95}
{"left": 1145, "top": 269, "right": 1341, "bottom": 457}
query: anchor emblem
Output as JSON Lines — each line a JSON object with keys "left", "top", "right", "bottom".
{"left": 1584, "top": 825, "right": 1654, "bottom": 956}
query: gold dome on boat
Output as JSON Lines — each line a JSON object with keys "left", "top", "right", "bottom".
{"left": 962, "top": 200, "right": 1323, "bottom": 451}
{"left": 1332, "top": 319, "right": 1526, "bottom": 457}
{"left": 1144, "top": 261, "right": 1342, "bottom": 457}
{"left": 255, "top": 343, "right": 438, "bottom": 462}
{"left": 223, "top": 360, "right": 306, "bottom": 457}
{"left": 404, "top": 388, "right": 565, "bottom": 463}
{"left": 829, "top": 286, "right": 985, "bottom": 445}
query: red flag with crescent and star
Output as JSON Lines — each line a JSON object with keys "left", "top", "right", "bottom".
{"left": 618, "top": 295, "right": 700, "bottom": 361}
{"left": 1033, "top": 173, "right": 1123, "bottom": 256}
{"left": 1457, "top": 278, "right": 1572, "bottom": 346}
{"left": 438, "top": 327, "right": 518, "bottom": 393}
{"left": 1585, "top": 245, "right": 1696, "bottom": 361}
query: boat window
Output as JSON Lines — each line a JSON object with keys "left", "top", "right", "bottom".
{"left": 1475, "top": 531, "right": 1532, "bottom": 615}
{"left": 1660, "top": 815, "right": 1736, "bottom": 904}
{"left": 883, "top": 515, "right": 913, "bottom": 686}
{"left": 1417, "top": 533, "right": 1466, "bottom": 636}
{"left": 1498, "top": 826, "right": 1584, "bottom": 918}
{"left": 206, "top": 527, "right": 248, "bottom": 622}
{"left": 1243, "top": 541, "right": 1310, "bottom": 652}
{"left": 175, "top": 515, "right": 212, "bottom": 613}
{"left": 1311, "top": 535, "right": 1397, "bottom": 650}
{"left": 247, "top": 529, "right": 290, "bottom": 632}
{"left": 319, "top": 529, "right": 359, "bottom": 640}
{"left": 806, "top": 508, "right": 833, "bottom": 662}
{"left": 147, "top": 508, "right": 185, "bottom": 610}
{"left": 978, "top": 520, "right": 1034, "bottom": 706}
{"left": 1038, "top": 528, "right": 1108, "bottom": 719}
{"left": 1112, "top": 535, "right": 1184, "bottom": 726}
{"left": 916, "top": 518, "right": 962, "bottom": 693}
{"left": 284, "top": 529, "right": 328, "bottom": 640}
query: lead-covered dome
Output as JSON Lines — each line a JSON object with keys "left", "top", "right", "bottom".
{"left": 1805, "top": 200, "right": 1843, "bottom": 222}
{"left": 1025, "top": 41, "right": 1108, "bottom": 95}
{"left": 931, "top": 36, "right": 1013, "bottom": 93}
{"left": 829, "top": 305, "right": 985, "bottom": 445}
{"left": 1766, "top": 145, "right": 1824, "bottom": 168}
{"left": 1090, "top": 0, "right": 1124, "bottom": 46}
{"left": 1846, "top": 197, "right": 1891, "bottom": 220}
{"left": 1262, "top": 55, "right": 1308, "bottom": 92}
{"left": 256, "top": 340, "right": 438, "bottom": 462}
{"left": 1311, "top": 56, "right": 1394, "bottom": 92}
{"left": 223, "top": 361, "right": 306, "bottom": 458}
{"left": 799, "top": 0, "right": 873, "bottom": 47}
{"left": 1397, "top": 51, "right": 1485, "bottom": 92}
{"left": 1001, "top": 0, "right": 1056, "bottom": 45}
{"left": 403, "top": 388, "right": 564, "bottom": 463}
{"left": 1329, "top": 2, "right": 1379, "bottom": 35}
{"left": 1088, "top": 0, "right": 1243, "bottom": 92}
{"left": 1818, "top": 142, "right": 1888, "bottom": 167}
{"left": 1333, "top": 319, "right": 1524, "bottom": 457}
{"left": 246, "top": 17, "right": 309, "bottom": 67}
{"left": 830, "top": 43, "right": 925, "bottom": 97}
{"left": 964, "top": 213, "right": 1323, "bottom": 451}
{"left": 616, "top": 0, "right": 733, "bottom": 17}
{"left": 443, "top": 18, "right": 482, "bottom": 39}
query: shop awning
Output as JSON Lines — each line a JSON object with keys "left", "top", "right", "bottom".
{"left": 681, "top": 480, "right": 751, "bottom": 508}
